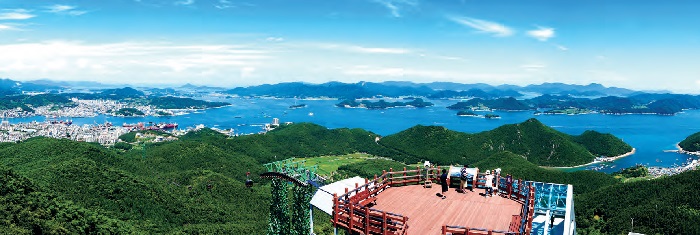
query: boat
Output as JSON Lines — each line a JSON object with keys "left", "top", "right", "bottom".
{"left": 157, "top": 123, "right": 178, "bottom": 129}
{"left": 289, "top": 104, "right": 307, "bottom": 109}
{"left": 234, "top": 116, "right": 243, "bottom": 118}
{"left": 50, "top": 120, "right": 73, "bottom": 126}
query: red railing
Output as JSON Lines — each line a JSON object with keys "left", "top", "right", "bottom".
{"left": 442, "top": 173, "right": 536, "bottom": 235}
{"left": 332, "top": 167, "right": 425, "bottom": 235}
{"left": 442, "top": 225, "right": 522, "bottom": 235}
{"left": 331, "top": 166, "right": 536, "bottom": 235}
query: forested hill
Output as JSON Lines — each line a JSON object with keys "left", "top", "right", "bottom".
{"left": 0, "top": 137, "right": 271, "bottom": 234}
{"left": 576, "top": 169, "right": 700, "bottom": 234}
{"left": 379, "top": 118, "right": 632, "bottom": 167}
{"left": 218, "top": 120, "right": 630, "bottom": 167}
{"left": 679, "top": 131, "right": 700, "bottom": 152}
{"left": 0, "top": 123, "right": 695, "bottom": 234}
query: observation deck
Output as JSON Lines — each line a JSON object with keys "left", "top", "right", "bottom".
{"left": 323, "top": 166, "right": 575, "bottom": 235}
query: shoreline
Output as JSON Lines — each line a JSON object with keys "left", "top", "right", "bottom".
{"left": 674, "top": 143, "right": 700, "bottom": 156}
{"left": 543, "top": 148, "right": 637, "bottom": 169}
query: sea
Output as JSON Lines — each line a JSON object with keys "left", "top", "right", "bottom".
{"left": 9, "top": 97, "right": 700, "bottom": 173}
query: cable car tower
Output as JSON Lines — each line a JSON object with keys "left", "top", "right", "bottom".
{"left": 260, "top": 158, "right": 323, "bottom": 235}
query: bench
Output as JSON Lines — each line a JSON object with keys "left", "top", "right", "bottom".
{"left": 350, "top": 190, "right": 377, "bottom": 207}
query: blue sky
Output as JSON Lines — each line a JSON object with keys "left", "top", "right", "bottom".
{"left": 1, "top": 0, "right": 699, "bottom": 92}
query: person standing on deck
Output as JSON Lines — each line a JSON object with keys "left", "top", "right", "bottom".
{"left": 440, "top": 168, "right": 448, "bottom": 199}
{"left": 505, "top": 174, "right": 513, "bottom": 197}
{"left": 459, "top": 164, "right": 469, "bottom": 193}
{"left": 492, "top": 169, "right": 500, "bottom": 196}
{"left": 484, "top": 170, "right": 494, "bottom": 197}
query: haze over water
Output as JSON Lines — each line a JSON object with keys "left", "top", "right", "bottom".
{"left": 10, "top": 98, "right": 700, "bottom": 173}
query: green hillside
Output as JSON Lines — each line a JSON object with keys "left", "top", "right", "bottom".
{"left": 572, "top": 130, "right": 633, "bottom": 157}
{"left": 379, "top": 118, "right": 627, "bottom": 167}
{"left": 473, "top": 152, "right": 618, "bottom": 195}
{"left": 576, "top": 170, "right": 700, "bottom": 235}
{"left": 223, "top": 123, "right": 407, "bottom": 164}
{"left": 2, "top": 122, "right": 695, "bottom": 235}
{"left": 679, "top": 131, "right": 700, "bottom": 152}
{"left": 1, "top": 167, "right": 136, "bottom": 234}
{"left": 0, "top": 137, "right": 272, "bottom": 234}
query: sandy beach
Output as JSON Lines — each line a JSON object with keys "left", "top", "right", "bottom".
{"left": 542, "top": 148, "right": 637, "bottom": 169}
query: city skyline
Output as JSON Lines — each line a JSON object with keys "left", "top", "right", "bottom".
{"left": 1, "top": 0, "right": 699, "bottom": 93}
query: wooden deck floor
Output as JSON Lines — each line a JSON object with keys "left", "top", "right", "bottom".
{"left": 371, "top": 185, "right": 522, "bottom": 235}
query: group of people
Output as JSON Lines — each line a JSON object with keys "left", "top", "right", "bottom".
{"left": 439, "top": 164, "right": 512, "bottom": 199}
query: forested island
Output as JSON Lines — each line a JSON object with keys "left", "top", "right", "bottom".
{"left": 448, "top": 94, "right": 700, "bottom": 115}
{"left": 0, "top": 87, "right": 230, "bottom": 118}
{"left": 113, "top": 108, "right": 145, "bottom": 117}
{"left": 1, "top": 121, "right": 698, "bottom": 234}
{"left": 336, "top": 98, "right": 433, "bottom": 109}
{"left": 226, "top": 81, "right": 700, "bottom": 115}
{"left": 225, "top": 81, "right": 636, "bottom": 99}
{"left": 679, "top": 131, "right": 700, "bottom": 152}
{"left": 0, "top": 94, "right": 74, "bottom": 112}
{"left": 3, "top": 78, "right": 699, "bottom": 116}
{"left": 456, "top": 110, "right": 478, "bottom": 116}
{"left": 147, "top": 96, "right": 230, "bottom": 109}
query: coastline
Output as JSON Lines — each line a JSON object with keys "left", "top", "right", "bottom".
{"left": 675, "top": 143, "right": 700, "bottom": 156}
{"left": 543, "top": 148, "right": 637, "bottom": 169}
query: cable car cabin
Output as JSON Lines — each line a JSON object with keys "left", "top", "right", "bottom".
{"left": 245, "top": 172, "right": 253, "bottom": 188}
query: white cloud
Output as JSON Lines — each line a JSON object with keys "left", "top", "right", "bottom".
{"left": 352, "top": 46, "right": 410, "bottom": 54}
{"left": 266, "top": 37, "right": 284, "bottom": 42}
{"left": 448, "top": 16, "right": 514, "bottom": 37}
{"left": 0, "top": 9, "right": 35, "bottom": 20}
{"left": 0, "top": 24, "right": 15, "bottom": 31}
{"left": 555, "top": 44, "right": 568, "bottom": 51}
{"left": 175, "top": 0, "right": 195, "bottom": 6}
{"left": 520, "top": 64, "right": 546, "bottom": 72}
{"left": 46, "top": 5, "right": 74, "bottom": 12}
{"left": 342, "top": 65, "right": 526, "bottom": 82}
{"left": 319, "top": 43, "right": 411, "bottom": 54}
{"left": 0, "top": 41, "right": 270, "bottom": 85}
{"left": 371, "top": 0, "right": 418, "bottom": 18}
{"left": 434, "top": 55, "right": 466, "bottom": 61}
{"left": 215, "top": 0, "right": 234, "bottom": 9}
{"left": 240, "top": 67, "right": 256, "bottom": 78}
{"left": 45, "top": 4, "right": 87, "bottom": 16}
{"left": 527, "top": 26, "right": 555, "bottom": 41}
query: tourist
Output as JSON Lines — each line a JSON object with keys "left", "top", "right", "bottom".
{"left": 440, "top": 168, "right": 448, "bottom": 199}
{"left": 459, "top": 164, "right": 469, "bottom": 193}
{"left": 505, "top": 174, "right": 513, "bottom": 196}
{"left": 492, "top": 169, "right": 500, "bottom": 196}
{"left": 484, "top": 170, "right": 494, "bottom": 197}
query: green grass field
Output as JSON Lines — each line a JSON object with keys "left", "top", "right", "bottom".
{"left": 297, "top": 153, "right": 373, "bottom": 176}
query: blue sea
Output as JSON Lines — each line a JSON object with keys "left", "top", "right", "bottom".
{"left": 11, "top": 98, "right": 700, "bottom": 173}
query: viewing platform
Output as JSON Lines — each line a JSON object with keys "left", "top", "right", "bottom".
{"left": 372, "top": 185, "right": 523, "bottom": 234}
{"left": 316, "top": 166, "right": 575, "bottom": 235}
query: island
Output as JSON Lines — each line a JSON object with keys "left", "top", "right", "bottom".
{"left": 336, "top": 98, "right": 433, "bottom": 109}
{"left": 447, "top": 93, "right": 700, "bottom": 115}
{"left": 114, "top": 108, "right": 145, "bottom": 117}
{"left": 0, "top": 87, "right": 231, "bottom": 119}
{"left": 484, "top": 113, "right": 501, "bottom": 119}
{"left": 289, "top": 104, "right": 307, "bottom": 109}
{"left": 447, "top": 97, "right": 531, "bottom": 111}
{"left": 456, "top": 110, "right": 478, "bottom": 116}
{"left": 535, "top": 108, "right": 595, "bottom": 115}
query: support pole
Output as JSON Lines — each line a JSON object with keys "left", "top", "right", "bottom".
{"left": 309, "top": 204, "right": 313, "bottom": 235}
